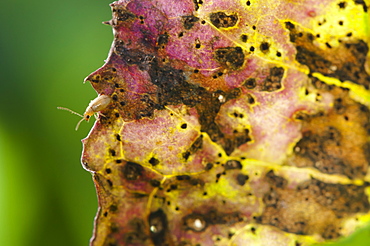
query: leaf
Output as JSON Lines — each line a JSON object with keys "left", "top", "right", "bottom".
{"left": 80, "top": 0, "right": 370, "bottom": 245}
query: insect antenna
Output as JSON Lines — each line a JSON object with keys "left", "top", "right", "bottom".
{"left": 75, "top": 118, "right": 85, "bottom": 131}
{"left": 57, "top": 107, "right": 84, "bottom": 118}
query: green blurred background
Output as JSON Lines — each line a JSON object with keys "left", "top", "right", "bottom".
{"left": 0, "top": 1, "right": 369, "bottom": 246}
{"left": 0, "top": 1, "right": 112, "bottom": 245}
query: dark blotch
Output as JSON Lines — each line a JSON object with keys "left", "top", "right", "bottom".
{"left": 225, "top": 160, "right": 242, "bottom": 170}
{"left": 241, "top": 34, "right": 248, "bottom": 42}
{"left": 265, "top": 170, "right": 287, "bottom": 188}
{"left": 124, "top": 219, "right": 148, "bottom": 244}
{"left": 236, "top": 173, "right": 249, "bottom": 186}
{"left": 183, "top": 151, "right": 191, "bottom": 160}
{"left": 260, "top": 42, "right": 270, "bottom": 53}
{"left": 338, "top": 2, "right": 346, "bottom": 8}
{"left": 109, "top": 149, "right": 117, "bottom": 156}
{"left": 296, "top": 46, "right": 332, "bottom": 74}
{"left": 285, "top": 21, "right": 295, "bottom": 30}
{"left": 149, "top": 157, "right": 160, "bottom": 166}
{"left": 209, "top": 12, "right": 238, "bottom": 28}
{"left": 214, "top": 47, "right": 245, "bottom": 70}
{"left": 182, "top": 15, "right": 200, "bottom": 30}
{"left": 224, "top": 129, "right": 251, "bottom": 155}
{"left": 184, "top": 135, "right": 203, "bottom": 159}
{"left": 262, "top": 67, "right": 284, "bottom": 91}
{"left": 205, "top": 163, "right": 214, "bottom": 170}
{"left": 176, "top": 175, "right": 191, "bottom": 181}
{"left": 193, "top": 0, "right": 203, "bottom": 11}
{"left": 157, "top": 33, "right": 169, "bottom": 47}
{"left": 149, "top": 209, "right": 168, "bottom": 246}
{"left": 150, "top": 179, "right": 161, "bottom": 187}
{"left": 354, "top": 0, "right": 368, "bottom": 12}
{"left": 244, "top": 78, "right": 256, "bottom": 89}
{"left": 122, "top": 162, "right": 144, "bottom": 180}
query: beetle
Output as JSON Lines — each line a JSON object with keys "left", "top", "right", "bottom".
{"left": 58, "top": 94, "right": 112, "bottom": 130}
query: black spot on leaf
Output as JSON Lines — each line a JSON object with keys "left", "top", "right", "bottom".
{"left": 214, "top": 47, "right": 245, "bottom": 70}
{"left": 149, "top": 209, "right": 168, "bottom": 246}
{"left": 209, "top": 12, "right": 238, "bottom": 28}
{"left": 182, "top": 15, "right": 200, "bottom": 30}
{"left": 122, "top": 162, "right": 144, "bottom": 180}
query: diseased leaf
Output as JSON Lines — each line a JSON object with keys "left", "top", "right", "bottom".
{"left": 80, "top": 0, "right": 370, "bottom": 245}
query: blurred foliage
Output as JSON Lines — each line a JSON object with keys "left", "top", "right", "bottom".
{"left": 0, "top": 1, "right": 369, "bottom": 246}
{"left": 0, "top": 1, "right": 112, "bottom": 245}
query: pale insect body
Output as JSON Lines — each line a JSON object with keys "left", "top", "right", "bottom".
{"left": 58, "top": 94, "right": 112, "bottom": 130}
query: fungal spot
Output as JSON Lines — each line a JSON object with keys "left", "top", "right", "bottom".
{"left": 236, "top": 173, "right": 249, "bottom": 186}
{"left": 209, "top": 12, "right": 238, "bottom": 28}
{"left": 338, "top": 2, "right": 346, "bottom": 8}
{"left": 246, "top": 1, "right": 251, "bottom": 6}
{"left": 122, "top": 162, "right": 143, "bottom": 180}
{"left": 354, "top": 0, "right": 368, "bottom": 12}
{"left": 240, "top": 34, "right": 248, "bottom": 42}
{"left": 285, "top": 21, "right": 295, "bottom": 30}
{"left": 195, "top": 43, "right": 201, "bottom": 49}
{"left": 139, "top": 16, "right": 144, "bottom": 24}
{"left": 205, "top": 163, "right": 213, "bottom": 170}
{"left": 250, "top": 46, "right": 255, "bottom": 52}
{"left": 181, "top": 123, "right": 187, "bottom": 129}
{"left": 120, "top": 101, "right": 126, "bottom": 106}
{"left": 107, "top": 179, "right": 113, "bottom": 187}
{"left": 176, "top": 175, "right": 191, "bottom": 181}
{"left": 193, "top": 0, "right": 203, "bottom": 11}
{"left": 265, "top": 170, "right": 287, "bottom": 188}
{"left": 182, "top": 15, "right": 200, "bottom": 30}
{"left": 244, "top": 78, "right": 256, "bottom": 89}
{"left": 112, "top": 94, "right": 118, "bottom": 101}
{"left": 115, "top": 112, "right": 120, "bottom": 117}
{"left": 325, "top": 42, "right": 332, "bottom": 48}
{"left": 338, "top": 20, "right": 344, "bottom": 26}
{"left": 149, "top": 157, "right": 160, "bottom": 166}
{"left": 111, "top": 6, "right": 136, "bottom": 25}
{"left": 115, "top": 160, "right": 122, "bottom": 164}
{"left": 263, "top": 67, "right": 284, "bottom": 91}
{"left": 183, "top": 214, "right": 207, "bottom": 232}
{"left": 260, "top": 42, "right": 270, "bottom": 53}
{"left": 105, "top": 168, "right": 112, "bottom": 174}
{"left": 149, "top": 209, "right": 168, "bottom": 246}
{"left": 157, "top": 34, "right": 169, "bottom": 48}
{"left": 150, "top": 179, "right": 161, "bottom": 187}
{"left": 103, "top": 211, "right": 108, "bottom": 217}
{"left": 182, "top": 151, "right": 191, "bottom": 160}
{"left": 109, "top": 204, "right": 118, "bottom": 212}
{"left": 296, "top": 46, "right": 332, "bottom": 73}
{"left": 183, "top": 135, "right": 203, "bottom": 160}
{"left": 252, "top": 25, "right": 256, "bottom": 30}
{"left": 276, "top": 51, "right": 282, "bottom": 57}
{"left": 225, "top": 160, "right": 242, "bottom": 170}
{"left": 214, "top": 46, "right": 245, "bottom": 70}
{"left": 109, "top": 149, "right": 117, "bottom": 156}
{"left": 178, "top": 32, "right": 184, "bottom": 38}
{"left": 115, "top": 134, "right": 121, "bottom": 141}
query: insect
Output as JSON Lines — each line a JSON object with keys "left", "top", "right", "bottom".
{"left": 58, "top": 94, "right": 112, "bottom": 130}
